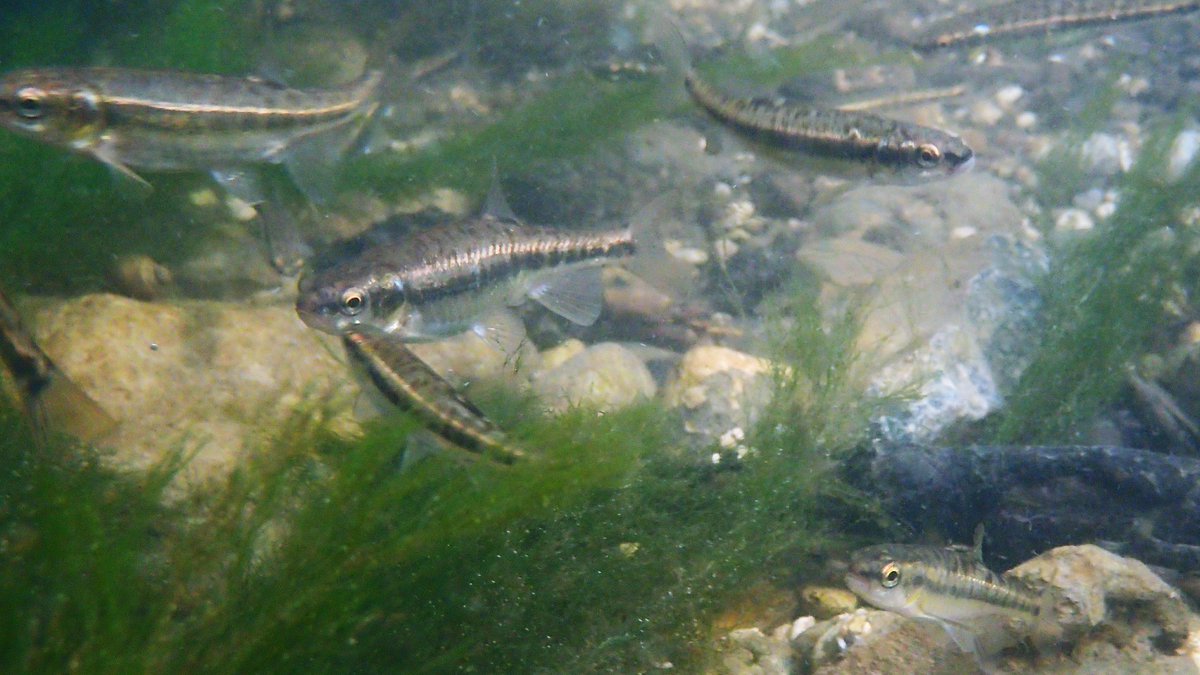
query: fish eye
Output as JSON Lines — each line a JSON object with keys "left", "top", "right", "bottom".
{"left": 880, "top": 562, "right": 901, "bottom": 588}
{"left": 15, "top": 87, "right": 44, "bottom": 119}
{"left": 340, "top": 288, "right": 366, "bottom": 315}
{"left": 916, "top": 144, "right": 942, "bottom": 168}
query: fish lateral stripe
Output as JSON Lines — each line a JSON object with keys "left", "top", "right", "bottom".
{"left": 342, "top": 328, "right": 521, "bottom": 462}
{"left": 93, "top": 69, "right": 381, "bottom": 133}
{"left": 914, "top": 0, "right": 1200, "bottom": 48}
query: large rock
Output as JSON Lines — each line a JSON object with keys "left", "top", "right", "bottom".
{"left": 531, "top": 342, "right": 656, "bottom": 413}
{"left": 34, "top": 294, "right": 360, "bottom": 486}
{"left": 663, "top": 345, "right": 774, "bottom": 449}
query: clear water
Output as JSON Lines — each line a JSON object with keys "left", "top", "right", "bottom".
{"left": 0, "top": 1, "right": 1198, "bottom": 673}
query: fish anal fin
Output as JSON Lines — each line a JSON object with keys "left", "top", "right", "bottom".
{"left": 527, "top": 265, "right": 604, "bottom": 326}
{"left": 211, "top": 167, "right": 266, "bottom": 205}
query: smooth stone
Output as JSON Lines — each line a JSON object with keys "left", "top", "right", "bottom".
{"left": 532, "top": 342, "right": 655, "bottom": 414}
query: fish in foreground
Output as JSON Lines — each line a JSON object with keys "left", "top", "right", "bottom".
{"left": 299, "top": 181, "right": 638, "bottom": 459}
{"left": 912, "top": 0, "right": 1200, "bottom": 50}
{"left": 0, "top": 288, "right": 115, "bottom": 443}
{"left": 0, "top": 67, "right": 380, "bottom": 200}
{"left": 845, "top": 532, "right": 1062, "bottom": 658}
{"left": 649, "top": 11, "right": 974, "bottom": 179}
{"left": 342, "top": 324, "right": 522, "bottom": 463}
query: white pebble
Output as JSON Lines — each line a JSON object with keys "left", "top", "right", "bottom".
{"left": 712, "top": 238, "right": 739, "bottom": 262}
{"left": 189, "top": 188, "right": 219, "bottom": 207}
{"left": 789, "top": 616, "right": 817, "bottom": 640}
{"left": 1081, "top": 133, "right": 1134, "bottom": 175}
{"left": 1167, "top": 129, "right": 1200, "bottom": 182}
{"left": 950, "top": 225, "right": 978, "bottom": 240}
{"left": 664, "top": 239, "right": 709, "bottom": 265}
{"left": 993, "top": 84, "right": 1025, "bottom": 110}
{"left": 1015, "top": 111, "right": 1037, "bottom": 129}
{"left": 225, "top": 196, "right": 258, "bottom": 222}
{"left": 1095, "top": 201, "right": 1117, "bottom": 220}
{"left": 1055, "top": 208, "right": 1095, "bottom": 232}
{"left": 969, "top": 100, "right": 1004, "bottom": 127}
{"left": 713, "top": 181, "right": 734, "bottom": 199}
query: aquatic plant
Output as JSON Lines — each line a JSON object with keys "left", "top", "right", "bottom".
{"left": 989, "top": 117, "right": 1200, "bottom": 442}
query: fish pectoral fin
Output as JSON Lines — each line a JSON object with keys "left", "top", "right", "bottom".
{"left": 471, "top": 309, "right": 527, "bottom": 360}
{"left": 34, "top": 368, "right": 118, "bottom": 444}
{"left": 92, "top": 144, "right": 153, "bottom": 196}
{"left": 526, "top": 265, "right": 604, "bottom": 326}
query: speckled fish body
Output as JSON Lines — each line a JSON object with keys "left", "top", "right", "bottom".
{"left": 845, "top": 541, "right": 1058, "bottom": 656}
{"left": 0, "top": 67, "right": 380, "bottom": 189}
{"left": 342, "top": 325, "right": 522, "bottom": 462}
{"left": 913, "top": 0, "right": 1200, "bottom": 49}
{"left": 296, "top": 214, "right": 635, "bottom": 338}
{"left": 683, "top": 71, "right": 975, "bottom": 179}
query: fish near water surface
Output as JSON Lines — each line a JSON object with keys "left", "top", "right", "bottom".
{"left": 648, "top": 9, "right": 974, "bottom": 180}
{"left": 845, "top": 536, "right": 1062, "bottom": 659}
{"left": 912, "top": 0, "right": 1200, "bottom": 50}
{"left": 0, "top": 67, "right": 380, "bottom": 200}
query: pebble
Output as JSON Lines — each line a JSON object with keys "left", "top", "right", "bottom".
{"left": 1014, "top": 111, "right": 1037, "bottom": 130}
{"left": 664, "top": 239, "right": 710, "bottom": 266}
{"left": 798, "top": 586, "right": 859, "bottom": 619}
{"left": 1167, "top": 128, "right": 1200, "bottom": 182}
{"left": 993, "top": 84, "right": 1024, "bottom": 110}
{"left": 109, "top": 255, "right": 173, "bottom": 301}
{"left": 969, "top": 100, "right": 1004, "bottom": 127}
{"left": 1055, "top": 208, "right": 1095, "bottom": 232}
{"left": 532, "top": 342, "right": 656, "bottom": 414}
{"left": 1081, "top": 132, "right": 1135, "bottom": 175}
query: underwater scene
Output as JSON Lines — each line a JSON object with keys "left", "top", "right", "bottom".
{"left": 2, "top": 0, "right": 1200, "bottom": 672}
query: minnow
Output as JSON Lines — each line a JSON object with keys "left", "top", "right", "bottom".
{"left": 296, "top": 180, "right": 636, "bottom": 351}
{"left": 682, "top": 74, "right": 975, "bottom": 178}
{"left": 342, "top": 324, "right": 522, "bottom": 463}
{"left": 0, "top": 67, "right": 380, "bottom": 199}
{"left": 912, "top": 0, "right": 1200, "bottom": 50}
{"left": 646, "top": 9, "right": 974, "bottom": 179}
{"left": 845, "top": 531, "right": 1061, "bottom": 658}
{"left": 0, "top": 287, "right": 115, "bottom": 443}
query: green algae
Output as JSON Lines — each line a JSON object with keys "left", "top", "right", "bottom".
{"left": 1, "top": 272, "right": 881, "bottom": 672}
{"left": 988, "top": 119, "right": 1200, "bottom": 443}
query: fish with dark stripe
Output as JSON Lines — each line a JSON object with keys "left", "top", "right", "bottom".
{"left": 0, "top": 67, "right": 380, "bottom": 197}
{"left": 684, "top": 73, "right": 975, "bottom": 178}
{"left": 299, "top": 184, "right": 640, "bottom": 460}
{"left": 912, "top": 0, "right": 1200, "bottom": 50}
{"left": 846, "top": 534, "right": 1062, "bottom": 658}
{"left": 342, "top": 325, "right": 521, "bottom": 463}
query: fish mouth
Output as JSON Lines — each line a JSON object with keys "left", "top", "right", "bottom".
{"left": 844, "top": 573, "right": 871, "bottom": 599}
{"left": 950, "top": 152, "right": 976, "bottom": 176}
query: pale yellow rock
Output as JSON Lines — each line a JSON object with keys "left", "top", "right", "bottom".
{"left": 532, "top": 342, "right": 655, "bottom": 414}
{"left": 34, "top": 293, "right": 361, "bottom": 487}
{"left": 663, "top": 345, "right": 772, "bottom": 410}
{"left": 539, "top": 338, "right": 587, "bottom": 371}
{"left": 799, "top": 586, "right": 859, "bottom": 620}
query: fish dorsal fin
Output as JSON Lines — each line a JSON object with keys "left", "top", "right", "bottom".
{"left": 483, "top": 160, "right": 519, "bottom": 221}
{"left": 526, "top": 265, "right": 604, "bottom": 326}
{"left": 471, "top": 308, "right": 527, "bottom": 359}
{"left": 972, "top": 524, "right": 986, "bottom": 563}
{"left": 280, "top": 99, "right": 379, "bottom": 204}
{"left": 211, "top": 167, "right": 266, "bottom": 205}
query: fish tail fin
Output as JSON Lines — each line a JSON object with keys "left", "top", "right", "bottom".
{"left": 282, "top": 69, "right": 382, "bottom": 204}
{"left": 642, "top": 3, "right": 694, "bottom": 79}
{"left": 32, "top": 367, "right": 117, "bottom": 444}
